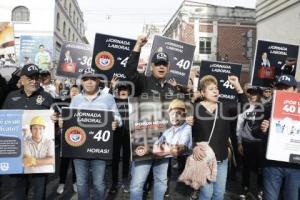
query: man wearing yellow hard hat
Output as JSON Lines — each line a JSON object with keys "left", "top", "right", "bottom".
{"left": 23, "top": 116, "right": 54, "bottom": 174}
{"left": 153, "top": 99, "right": 192, "bottom": 157}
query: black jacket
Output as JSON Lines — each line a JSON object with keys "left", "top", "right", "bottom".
{"left": 125, "top": 51, "right": 178, "bottom": 97}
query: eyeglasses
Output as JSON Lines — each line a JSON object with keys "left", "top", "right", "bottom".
{"left": 263, "top": 90, "right": 272, "bottom": 93}
{"left": 82, "top": 77, "right": 97, "bottom": 82}
{"left": 26, "top": 75, "right": 40, "bottom": 81}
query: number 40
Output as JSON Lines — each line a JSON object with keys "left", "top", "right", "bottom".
{"left": 93, "top": 130, "right": 111, "bottom": 142}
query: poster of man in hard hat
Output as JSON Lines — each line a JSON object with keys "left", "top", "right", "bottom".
{"left": 129, "top": 96, "right": 193, "bottom": 161}
{"left": 0, "top": 110, "right": 54, "bottom": 174}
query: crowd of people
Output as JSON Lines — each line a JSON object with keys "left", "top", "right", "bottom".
{"left": 0, "top": 34, "right": 299, "bottom": 200}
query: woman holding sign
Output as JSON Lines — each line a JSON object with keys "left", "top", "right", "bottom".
{"left": 192, "top": 75, "right": 247, "bottom": 200}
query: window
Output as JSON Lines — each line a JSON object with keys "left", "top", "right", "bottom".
{"left": 64, "top": 0, "right": 67, "bottom": 9}
{"left": 56, "top": 13, "right": 60, "bottom": 30}
{"left": 199, "top": 37, "right": 212, "bottom": 54}
{"left": 63, "top": 21, "right": 66, "bottom": 36}
{"left": 73, "top": 11, "right": 75, "bottom": 22}
{"left": 68, "top": 28, "right": 71, "bottom": 41}
{"left": 69, "top": 3, "right": 72, "bottom": 17}
{"left": 12, "top": 6, "right": 30, "bottom": 21}
{"left": 72, "top": 33, "right": 75, "bottom": 41}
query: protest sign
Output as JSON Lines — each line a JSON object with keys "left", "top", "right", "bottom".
{"left": 129, "top": 95, "right": 192, "bottom": 161}
{"left": 251, "top": 40, "right": 299, "bottom": 88}
{"left": 19, "top": 35, "right": 53, "bottom": 70}
{"left": 199, "top": 60, "right": 242, "bottom": 102}
{"left": 61, "top": 108, "right": 114, "bottom": 160}
{"left": 0, "top": 110, "right": 54, "bottom": 174}
{"left": 146, "top": 35, "right": 195, "bottom": 86}
{"left": 92, "top": 33, "right": 136, "bottom": 81}
{"left": 267, "top": 91, "right": 300, "bottom": 164}
{"left": 56, "top": 41, "right": 92, "bottom": 78}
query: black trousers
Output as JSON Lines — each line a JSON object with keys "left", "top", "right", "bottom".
{"left": 111, "top": 126, "right": 131, "bottom": 185}
{"left": 241, "top": 139, "right": 263, "bottom": 189}
{"left": 59, "top": 157, "right": 76, "bottom": 184}
{"left": 12, "top": 174, "right": 47, "bottom": 200}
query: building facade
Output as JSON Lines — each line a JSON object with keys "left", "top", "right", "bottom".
{"left": 162, "top": 0, "right": 256, "bottom": 82}
{"left": 0, "top": 0, "right": 88, "bottom": 68}
{"left": 256, "top": 0, "right": 300, "bottom": 79}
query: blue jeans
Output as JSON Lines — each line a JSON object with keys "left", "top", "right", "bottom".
{"left": 198, "top": 159, "right": 228, "bottom": 200}
{"left": 263, "top": 166, "right": 300, "bottom": 200}
{"left": 73, "top": 159, "right": 106, "bottom": 200}
{"left": 130, "top": 158, "right": 169, "bottom": 200}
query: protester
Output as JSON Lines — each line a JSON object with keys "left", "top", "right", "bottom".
{"left": 252, "top": 74, "right": 300, "bottom": 200}
{"left": 2, "top": 63, "right": 54, "bottom": 200}
{"left": 192, "top": 75, "right": 247, "bottom": 200}
{"left": 56, "top": 85, "right": 79, "bottom": 194}
{"left": 261, "top": 87, "right": 272, "bottom": 104}
{"left": 109, "top": 83, "right": 131, "bottom": 194}
{"left": 126, "top": 35, "right": 187, "bottom": 200}
{"left": 236, "top": 86, "right": 264, "bottom": 199}
{"left": 40, "top": 70, "right": 58, "bottom": 98}
{"left": 67, "top": 68, "right": 122, "bottom": 200}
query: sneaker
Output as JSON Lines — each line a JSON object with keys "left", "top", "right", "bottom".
{"left": 56, "top": 184, "right": 65, "bottom": 194}
{"left": 257, "top": 190, "right": 263, "bottom": 200}
{"left": 73, "top": 183, "right": 77, "bottom": 193}
{"left": 190, "top": 189, "right": 198, "bottom": 200}
{"left": 109, "top": 185, "right": 118, "bottom": 194}
{"left": 122, "top": 184, "right": 129, "bottom": 193}
{"left": 164, "top": 187, "right": 170, "bottom": 197}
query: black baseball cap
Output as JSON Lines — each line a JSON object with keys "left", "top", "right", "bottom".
{"left": 275, "top": 74, "right": 297, "bottom": 87}
{"left": 246, "top": 86, "right": 263, "bottom": 95}
{"left": 151, "top": 52, "right": 169, "bottom": 65}
{"left": 20, "top": 64, "right": 40, "bottom": 77}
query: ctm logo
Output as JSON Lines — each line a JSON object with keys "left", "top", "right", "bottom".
{"left": 0, "top": 162, "right": 9, "bottom": 171}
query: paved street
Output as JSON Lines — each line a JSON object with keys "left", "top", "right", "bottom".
{"left": 0, "top": 146, "right": 260, "bottom": 200}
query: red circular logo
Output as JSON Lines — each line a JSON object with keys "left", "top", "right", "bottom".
{"left": 65, "top": 126, "right": 86, "bottom": 147}
{"left": 95, "top": 51, "right": 114, "bottom": 71}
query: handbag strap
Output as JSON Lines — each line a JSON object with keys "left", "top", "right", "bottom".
{"left": 207, "top": 103, "right": 218, "bottom": 144}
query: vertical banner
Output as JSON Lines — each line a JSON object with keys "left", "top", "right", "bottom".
{"left": 146, "top": 35, "right": 195, "bottom": 86}
{"left": 199, "top": 60, "right": 242, "bottom": 102}
{"left": 0, "top": 110, "right": 55, "bottom": 174}
{"left": 61, "top": 108, "right": 114, "bottom": 160}
{"left": 251, "top": 40, "right": 299, "bottom": 88}
{"left": 56, "top": 42, "right": 92, "bottom": 78}
{"left": 267, "top": 91, "right": 300, "bottom": 164}
{"left": 91, "top": 33, "right": 136, "bottom": 81}
{"left": 0, "top": 22, "right": 16, "bottom": 68}
{"left": 19, "top": 35, "right": 53, "bottom": 70}
{"left": 129, "top": 95, "right": 193, "bottom": 161}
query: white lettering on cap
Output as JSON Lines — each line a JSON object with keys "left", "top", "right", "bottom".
{"left": 27, "top": 65, "right": 39, "bottom": 71}
{"left": 157, "top": 53, "right": 167, "bottom": 60}
{"left": 279, "top": 75, "right": 290, "bottom": 82}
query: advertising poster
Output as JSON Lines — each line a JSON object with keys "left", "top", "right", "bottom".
{"left": 61, "top": 108, "right": 114, "bottom": 160}
{"left": 19, "top": 35, "right": 53, "bottom": 70}
{"left": 251, "top": 40, "right": 299, "bottom": 88}
{"left": 199, "top": 60, "right": 242, "bottom": 102}
{"left": 267, "top": 91, "right": 300, "bottom": 164}
{"left": 91, "top": 33, "right": 136, "bottom": 81}
{"left": 0, "top": 22, "right": 17, "bottom": 68}
{"left": 129, "top": 95, "right": 193, "bottom": 161}
{"left": 146, "top": 35, "right": 195, "bottom": 86}
{"left": 56, "top": 41, "right": 92, "bottom": 78}
{"left": 0, "top": 110, "right": 55, "bottom": 174}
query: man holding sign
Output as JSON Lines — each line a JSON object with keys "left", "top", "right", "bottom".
{"left": 252, "top": 74, "right": 300, "bottom": 200}
{"left": 68, "top": 68, "right": 122, "bottom": 200}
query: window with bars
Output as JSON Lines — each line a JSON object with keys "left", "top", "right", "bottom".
{"left": 11, "top": 6, "right": 30, "bottom": 22}
{"left": 56, "top": 13, "right": 60, "bottom": 30}
{"left": 199, "top": 37, "right": 212, "bottom": 54}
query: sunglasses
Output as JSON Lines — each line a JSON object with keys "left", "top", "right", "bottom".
{"left": 154, "top": 62, "right": 168, "bottom": 67}
{"left": 82, "top": 77, "right": 97, "bottom": 81}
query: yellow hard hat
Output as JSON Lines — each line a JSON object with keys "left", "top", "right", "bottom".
{"left": 30, "top": 116, "right": 46, "bottom": 127}
{"left": 168, "top": 99, "right": 186, "bottom": 112}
